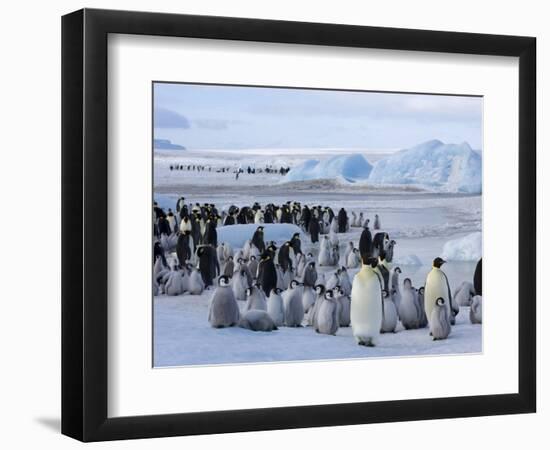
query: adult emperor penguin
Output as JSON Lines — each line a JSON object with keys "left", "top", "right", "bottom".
{"left": 316, "top": 289, "right": 340, "bottom": 335}
{"left": 197, "top": 245, "right": 219, "bottom": 288}
{"left": 424, "top": 257, "right": 453, "bottom": 327}
{"left": 251, "top": 226, "right": 266, "bottom": 253}
{"left": 473, "top": 258, "right": 482, "bottom": 296}
{"left": 282, "top": 279, "right": 305, "bottom": 327}
{"left": 290, "top": 232, "right": 302, "bottom": 256}
{"left": 245, "top": 284, "right": 268, "bottom": 311}
{"left": 359, "top": 223, "right": 373, "bottom": 264}
{"left": 350, "top": 257, "right": 384, "bottom": 347}
{"left": 381, "top": 290, "right": 398, "bottom": 333}
{"left": 337, "top": 208, "right": 348, "bottom": 233}
{"left": 267, "top": 288, "right": 285, "bottom": 326}
{"left": 309, "top": 218, "right": 320, "bottom": 243}
{"left": 470, "top": 295, "right": 482, "bottom": 324}
{"left": 238, "top": 310, "right": 278, "bottom": 332}
{"left": 176, "top": 231, "right": 193, "bottom": 265}
{"left": 278, "top": 241, "right": 293, "bottom": 273}
{"left": 258, "top": 252, "right": 278, "bottom": 297}
{"left": 430, "top": 297, "right": 451, "bottom": 340}
{"left": 208, "top": 275, "right": 240, "bottom": 328}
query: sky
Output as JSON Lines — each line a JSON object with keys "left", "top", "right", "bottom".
{"left": 153, "top": 82, "right": 482, "bottom": 151}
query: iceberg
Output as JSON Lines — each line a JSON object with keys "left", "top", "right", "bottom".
{"left": 441, "top": 232, "right": 482, "bottom": 261}
{"left": 283, "top": 153, "right": 373, "bottom": 182}
{"left": 368, "top": 140, "right": 481, "bottom": 193}
{"left": 154, "top": 139, "right": 186, "bottom": 150}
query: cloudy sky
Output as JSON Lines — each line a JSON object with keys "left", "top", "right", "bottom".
{"left": 153, "top": 82, "right": 482, "bottom": 150}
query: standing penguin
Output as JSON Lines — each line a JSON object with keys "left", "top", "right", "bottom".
{"left": 424, "top": 257, "right": 453, "bottom": 327}
{"left": 290, "top": 232, "right": 302, "bottom": 256}
{"left": 176, "top": 231, "right": 193, "bottom": 265}
{"left": 278, "top": 241, "right": 294, "bottom": 273}
{"left": 245, "top": 284, "right": 268, "bottom": 311}
{"left": 417, "top": 286, "right": 428, "bottom": 328}
{"left": 301, "top": 285, "right": 316, "bottom": 315}
{"left": 302, "top": 262, "right": 318, "bottom": 288}
{"left": 258, "top": 252, "right": 278, "bottom": 297}
{"left": 454, "top": 281, "right": 476, "bottom": 307}
{"left": 373, "top": 214, "right": 381, "bottom": 230}
{"left": 350, "top": 258, "right": 384, "bottom": 346}
{"left": 386, "top": 240, "right": 396, "bottom": 263}
{"left": 232, "top": 269, "right": 249, "bottom": 301}
{"left": 430, "top": 297, "right": 451, "bottom": 340}
{"left": 308, "top": 218, "right": 320, "bottom": 244}
{"left": 308, "top": 284, "right": 326, "bottom": 327}
{"left": 381, "top": 290, "right": 398, "bottom": 333}
{"left": 208, "top": 275, "right": 240, "bottom": 328}
{"left": 282, "top": 279, "right": 305, "bottom": 327}
{"left": 337, "top": 208, "right": 348, "bottom": 233}
{"left": 470, "top": 295, "right": 482, "bottom": 324}
{"left": 399, "top": 278, "right": 421, "bottom": 330}
{"left": 347, "top": 248, "right": 361, "bottom": 269}
{"left": 247, "top": 255, "right": 259, "bottom": 280}
{"left": 222, "top": 256, "right": 235, "bottom": 278}
{"left": 338, "top": 268, "right": 352, "bottom": 296}
{"left": 473, "top": 258, "right": 482, "bottom": 296}
{"left": 197, "top": 246, "right": 220, "bottom": 288}
{"left": 188, "top": 266, "right": 205, "bottom": 295}
{"left": 335, "top": 286, "right": 351, "bottom": 327}
{"left": 202, "top": 219, "right": 218, "bottom": 247}
{"left": 251, "top": 226, "right": 266, "bottom": 253}
{"left": 318, "top": 236, "right": 332, "bottom": 266}
{"left": 267, "top": 288, "right": 285, "bottom": 326}
{"left": 238, "top": 310, "right": 278, "bottom": 332}
{"left": 316, "top": 289, "right": 340, "bottom": 335}
{"left": 359, "top": 224, "right": 373, "bottom": 263}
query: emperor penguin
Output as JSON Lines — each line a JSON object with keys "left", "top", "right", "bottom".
{"left": 309, "top": 218, "right": 320, "bottom": 243}
{"left": 238, "top": 310, "right": 278, "bottom": 332}
{"left": 454, "top": 281, "right": 476, "bottom": 307}
{"left": 417, "top": 286, "right": 428, "bottom": 328}
{"left": 164, "top": 267, "right": 186, "bottom": 296}
{"left": 197, "top": 245, "right": 219, "bottom": 288}
{"left": 342, "top": 241, "right": 354, "bottom": 266}
{"left": 338, "top": 267, "right": 352, "bottom": 296}
{"left": 251, "top": 226, "right": 266, "bottom": 253}
{"left": 232, "top": 269, "right": 249, "bottom": 301}
{"left": 245, "top": 284, "right": 267, "bottom": 311}
{"left": 308, "top": 284, "right": 326, "bottom": 327}
{"left": 430, "top": 297, "right": 451, "bottom": 340}
{"left": 318, "top": 236, "right": 332, "bottom": 266}
{"left": 350, "top": 258, "right": 384, "bottom": 346}
{"left": 381, "top": 289, "right": 398, "bottom": 333}
{"left": 266, "top": 288, "right": 285, "bottom": 327}
{"left": 258, "top": 252, "right": 278, "bottom": 296}
{"left": 188, "top": 266, "right": 205, "bottom": 295}
{"left": 359, "top": 224, "right": 373, "bottom": 264}
{"left": 386, "top": 240, "right": 396, "bottom": 263}
{"left": 176, "top": 231, "right": 193, "bottom": 265}
{"left": 326, "top": 270, "right": 340, "bottom": 291}
{"left": 278, "top": 241, "right": 294, "bottom": 273}
{"left": 335, "top": 286, "right": 351, "bottom": 327}
{"left": 347, "top": 248, "right": 361, "bottom": 269}
{"left": 399, "top": 278, "right": 421, "bottom": 330}
{"left": 337, "top": 208, "right": 348, "bottom": 233}
{"left": 222, "top": 256, "right": 235, "bottom": 278}
{"left": 470, "top": 295, "right": 482, "bottom": 324}
{"left": 282, "top": 279, "right": 305, "bottom": 327}
{"left": 315, "top": 289, "right": 340, "bottom": 335}
{"left": 302, "top": 262, "right": 318, "bottom": 287}
{"left": 208, "top": 275, "right": 240, "bottom": 328}
{"left": 474, "top": 258, "right": 482, "bottom": 295}
{"left": 424, "top": 257, "right": 453, "bottom": 327}
{"left": 373, "top": 214, "right": 381, "bottom": 230}
{"left": 247, "top": 255, "right": 259, "bottom": 280}
{"left": 350, "top": 211, "right": 357, "bottom": 227}
{"left": 301, "top": 285, "right": 316, "bottom": 315}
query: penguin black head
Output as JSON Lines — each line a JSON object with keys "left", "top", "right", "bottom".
{"left": 436, "top": 297, "right": 445, "bottom": 306}
{"left": 308, "top": 261, "right": 315, "bottom": 268}
{"left": 227, "top": 255, "right": 233, "bottom": 261}
{"left": 382, "top": 289, "right": 389, "bottom": 298}
{"left": 315, "top": 284, "right": 325, "bottom": 295}
{"left": 274, "top": 288, "right": 283, "bottom": 295}
{"left": 250, "top": 255, "right": 256, "bottom": 261}
{"left": 390, "top": 239, "right": 396, "bottom": 246}
{"left": 364, "top": 257, "right": 378, "bottom": 268}
{"left": 433, "top": 257, "right": 446, "bottom": 268}
{"left": 403, "top": 278, "right": 412, "bottom": 288}
{"left": 292, "top": 233, "right": 300, "bottom": 239}
{"left": 245, "top": 287, "right": 252, "bottom": 297}
{"left": 218, "top": 275, "right": 231, "bottom": 286}
{"left": 395, "top": 267, "right": 402, "bottom": 274}
{"left": 418, "top": 286, "right": 425, "bottom": 295}
{"left": 197, "top": 247, "right": 204, "bottom": 256}
{"left": 290, "top": 279, "right": 300, "bottom": 289}
{"left": 324, "top": 289, "right": 334, "bottom": 300}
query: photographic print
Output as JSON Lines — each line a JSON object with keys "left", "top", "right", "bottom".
{"left": 152, "top": 82, "right": 483, "bottom": 368}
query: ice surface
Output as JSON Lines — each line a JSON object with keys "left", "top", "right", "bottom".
{"left": 283, "top": 153, "right": 373, "bottom": 182}
{"left": 393, "top": 254, "right": 423, "bottom": 266}
{"left": 154, "top": 139, "right": 186, "bottom": 150}
{"left": 441, "top": 231, "right": 482, "bottom": 261}
{"left": 218, "top": 223, "right": 304, "bottom": 248}
{"left": 368, "top": 140, "right": 482, "bottom": 193}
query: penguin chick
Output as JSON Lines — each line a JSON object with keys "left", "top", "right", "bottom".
{"left": 238, "top": 310, "right": 278, "bottom": 332}
{"left": 469, "top": 295, "right": 482, "bottom": 324}
{"left": 208, "top": 275, "right": 240, "bottom": 328}
{"left": 430, "top": 297, "right": 451, "bottom": 340}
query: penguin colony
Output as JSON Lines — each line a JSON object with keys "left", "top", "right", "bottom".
{"left": 153, "top": 198, "right": 482, "bottom": 342}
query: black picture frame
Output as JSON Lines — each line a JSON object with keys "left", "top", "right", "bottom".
{"left": 62, "top": 8, "right": 536, "bottom": 442}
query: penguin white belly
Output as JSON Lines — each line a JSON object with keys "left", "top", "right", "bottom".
{"left": 425, "top": 269, "right": 450, "bottom": 323}
{"left": 267, "top": 295, "right": 285, "bottom": 326}
{"left": 350, "top": 268, "right": 383, "bottom": 344}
